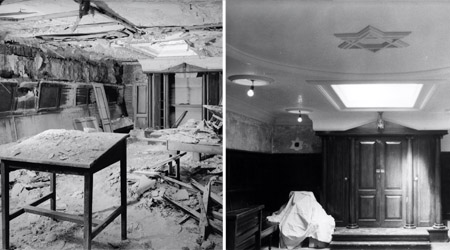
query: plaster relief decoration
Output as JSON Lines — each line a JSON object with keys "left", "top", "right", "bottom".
{"left": 334, "top": 25, "right": 411, "bottom": 53}
{"left": 290, "top": 137, "right": 304, "bottom": 151}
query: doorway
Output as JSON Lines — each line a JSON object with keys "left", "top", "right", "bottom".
{"left": 356, "top": 138, "right": 406, "bottom": 227}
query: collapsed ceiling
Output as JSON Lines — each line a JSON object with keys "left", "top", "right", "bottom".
{"left": 0, "top": 0, "right": 222, "bottom": 62}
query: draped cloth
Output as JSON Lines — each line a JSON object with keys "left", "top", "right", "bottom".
{"left": 267, "top": 191, "right": 335, "bottom": 249}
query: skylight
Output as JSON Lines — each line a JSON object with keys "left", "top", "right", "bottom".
{"left": 331, "top": 83, "right": 423, "bottom": 108}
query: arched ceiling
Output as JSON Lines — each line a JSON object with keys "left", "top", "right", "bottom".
{"left": 226, "top": 0, "right": 450, "bottom": 130}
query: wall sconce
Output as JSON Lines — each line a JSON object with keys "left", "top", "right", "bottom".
{"left": 377, "top": 112, "right": 385, "bottom": 131}
{"left": 228, "top": 74, "right": 273, "bottom": 97}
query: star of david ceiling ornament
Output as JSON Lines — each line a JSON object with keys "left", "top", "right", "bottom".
{"left": 334, "top": 25, "right": 411, "bottom": 53}
{"left": 290, "top": 137, "right": 304, "bottom": 151}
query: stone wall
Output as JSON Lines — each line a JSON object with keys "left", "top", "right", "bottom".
{"left": 226, "top": 110, "right": 273, "bottom": 153}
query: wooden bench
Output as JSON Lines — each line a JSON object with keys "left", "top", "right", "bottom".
{"left": 227, "top": 205, "right": 264, "bottom": 250}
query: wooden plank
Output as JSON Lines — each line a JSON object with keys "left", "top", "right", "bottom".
{"left": 92, "top": 206, "right": 123, "bottom": 238}
{"left": 163, "top": 194, "right": 200, "bottom": 220}
{"left": 161, "top": 175, "right": 196, "bottom": 192}
{"left": 23, "top": 206, "right": 102, "bottom": 226}
{"left": 197, "top": 192, "right": 209, "bottom": 240}
{"left": 172, "top": 110, "right": 188, "bottom": 128}
{"left": 209, "top": 218, "right": 223, "bottom": 233}
{"left": 177, "top": 214, "right": 191, "bottom": 225}
{"left": 147, "top": 152, "right": 186, "bottom": 170}
{"left": 92, "top": 83, "right": 112, "bottom": 132}
{"left": 0, "top": 10, "right": 79, "bottom": 22}
{"left": 167, "top": 141, "right": 222, "bottom": 155}
{"left": 212, "top": 210, "right": 222, "bottom": 221}
{"left": 191, "top": 179, "right": 222, "bottom": 205}
{"left": 90, "top": 5, "right": 138, "bottom": 34}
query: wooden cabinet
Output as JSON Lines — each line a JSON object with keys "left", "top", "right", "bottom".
{"left": 318, "top": 121, "right": 447, "bottom": 229}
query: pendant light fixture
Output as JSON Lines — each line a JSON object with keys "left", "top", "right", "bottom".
{"left": 286, "top": 108, "right": 312, "bottom": 123}
{"left": 228, "top": 74, "right": 273, "bottom": 97}
{"left": 247, "top": 80, "right": 255, "bottom": 97}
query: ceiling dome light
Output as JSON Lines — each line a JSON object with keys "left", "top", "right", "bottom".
{"left": 228, "top": 74, "right": 274, "bottom": 97}
{"left": 247, "top": 82, "right": 255, "bottom": 97}
{"left": 286, "top": 108, "right": 313, "bottom": 123}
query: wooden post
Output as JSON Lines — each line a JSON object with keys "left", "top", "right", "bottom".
{"left": 347, "top": 137, "right": 359, "bottom": 229}
{"left": 121, "top": 140, "right": 128, "bottom": 240}
{"left": 321, "top": 137, "right": 327, "bottom": 208}
{"left": 50, "top": 172, "right": 56, "bottom": 211}
{"left": 2, "top": 162, "right": 10, "bottom": 250}
{"left": 404, "top": 137, "right": 415, "bottom": 229}
{"left": 434, "top": 137, "right": 446, "bottom": 229}
{"left": 84, "top": 173, "right": 93, "bottom": 250}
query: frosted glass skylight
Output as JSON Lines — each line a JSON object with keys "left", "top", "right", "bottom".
{"left": 331, "top": 84, "right": 423, "bottom": 108}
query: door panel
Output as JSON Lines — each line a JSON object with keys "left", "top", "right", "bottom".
{"left": 134, "top": 83, "right": 149, "bottom": 129}
{"left": 381, "top": 140, "right": 404, "bottom": 227}
{"left": 357, "top": 138, "right": 405, "bottom": 227}
{"left": 357, "top": 140, "right": 379, "bottom": 226}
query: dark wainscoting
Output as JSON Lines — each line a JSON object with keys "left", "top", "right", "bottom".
{"left": 441, "top": 152, "right": 450, "bottom": 221}
{"left": 226, "top": 149, "right": 322, "bottom": 213}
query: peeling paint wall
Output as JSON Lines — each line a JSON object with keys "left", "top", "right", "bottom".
{"left": 226, "top": 110, "right": 273, "bottom": 153}
{"left": 272, "top": 124, "right": 322, "bottom": 153}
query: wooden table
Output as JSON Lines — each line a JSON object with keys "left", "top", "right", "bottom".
{"left": 0, "top": 130, "right": 129, "bottom": 250}
{"left": 166, "top": 141, "right": 222, "bottom": 180}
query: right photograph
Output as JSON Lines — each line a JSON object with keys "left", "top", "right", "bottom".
{"left": 225, "top": 1, "right": 450, "bottom": 250}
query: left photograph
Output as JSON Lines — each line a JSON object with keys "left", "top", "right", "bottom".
{"left": 0, "top": 0, "right": 223, "bottom": 249}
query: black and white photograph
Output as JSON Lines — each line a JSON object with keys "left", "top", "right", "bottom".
{"left": 0, "top": 0, "right": 223, "bottom": 249}
{"left": 226, "top": 0, "right": 450, "bottom": 249}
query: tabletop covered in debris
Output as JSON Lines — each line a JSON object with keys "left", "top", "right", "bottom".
{"left": 0, "top": 129, "right": 128, "bottom": 166}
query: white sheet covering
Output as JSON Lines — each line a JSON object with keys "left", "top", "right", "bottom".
{"left": 267, "top": 191, "right": 335, "bottom": 249}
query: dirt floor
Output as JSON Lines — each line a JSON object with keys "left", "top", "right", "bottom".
{"left": 0, "top": 134, "right": 223, "bottom": 250}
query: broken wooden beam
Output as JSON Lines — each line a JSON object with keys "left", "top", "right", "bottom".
{"left": 90, "top": 4, "right": 139, "bottom": 34}
{"left": 148, "top": 152, "right": 186, "bottom": 170}
{"left": 212, "top": 210, "right": 222, "bottom": 221}
{"left": 163, "top": 194, "right": 200, "bottom": 221}
{"left": 197, "top": 192, "right": 209, "bottom": 240}
{"left": 132, "top": 170, "right": 161, "bottom": 178}
{"left": 0, "top": 10, "right": 79, "bottom": 22}
{"left": 191, "top": 179, "right": 222, "bottom": 205}
{"left": 209, "top": 218, "right": 223, "bottom": 234}
{"left": 161, "top": 175, "right": 196, "bottom": 192}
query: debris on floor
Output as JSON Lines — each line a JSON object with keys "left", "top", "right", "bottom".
{"left": 0, "top": 125, "right": 223, "bottom": 250}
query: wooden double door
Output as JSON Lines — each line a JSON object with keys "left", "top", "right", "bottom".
{"left": 356, "top": 138, "right": 406, "bottom": 227}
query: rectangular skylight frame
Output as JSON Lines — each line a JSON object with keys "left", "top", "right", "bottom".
{"left": 331, "top": 83, "right": 423, "bottom": 108}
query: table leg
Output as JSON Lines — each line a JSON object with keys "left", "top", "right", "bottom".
{"left": 1, "top": 162, "right": 10, "bottom": 250}
{"left": 120, "top": 144, "right": 127, "bottom": 240}
{"left": 50, "top": 172, "right": 56, "bottom": 211}
{"left": 175, "top": 150, "right": 180, "bottom": 180}
{"left": 84, "top": 173, "right": 93, "bottom": 250}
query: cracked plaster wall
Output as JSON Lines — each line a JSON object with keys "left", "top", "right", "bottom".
{"left": 226, "top": 110, "right": 273, "bottom": 153}
{"left": 0, "top": 44, "right": 120, "bottom": 83}
{"left": 227, "top": 111, "right": 322, "bottom": 154}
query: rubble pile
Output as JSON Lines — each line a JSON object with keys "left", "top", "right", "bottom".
{"left": 148, "top": 119, "right": 222, "bottom": 145}
{"left": 0, "top": 130, "right": 222, "bottom": 249}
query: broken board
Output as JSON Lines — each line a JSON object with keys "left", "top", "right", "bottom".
{"left": 92, "top": 83, "right": 112, "bottom": 132}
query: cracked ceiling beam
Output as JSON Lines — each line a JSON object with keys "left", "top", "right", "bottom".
{"left": 0, "top": 10, "right": 79, "bottom": 22}
{"left": 90, "top": 3, "right": 140, "bottom": 35}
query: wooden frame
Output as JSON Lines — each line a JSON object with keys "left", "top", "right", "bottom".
{"left": 1, "top": 134, "right": 128, "bottom": 250}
